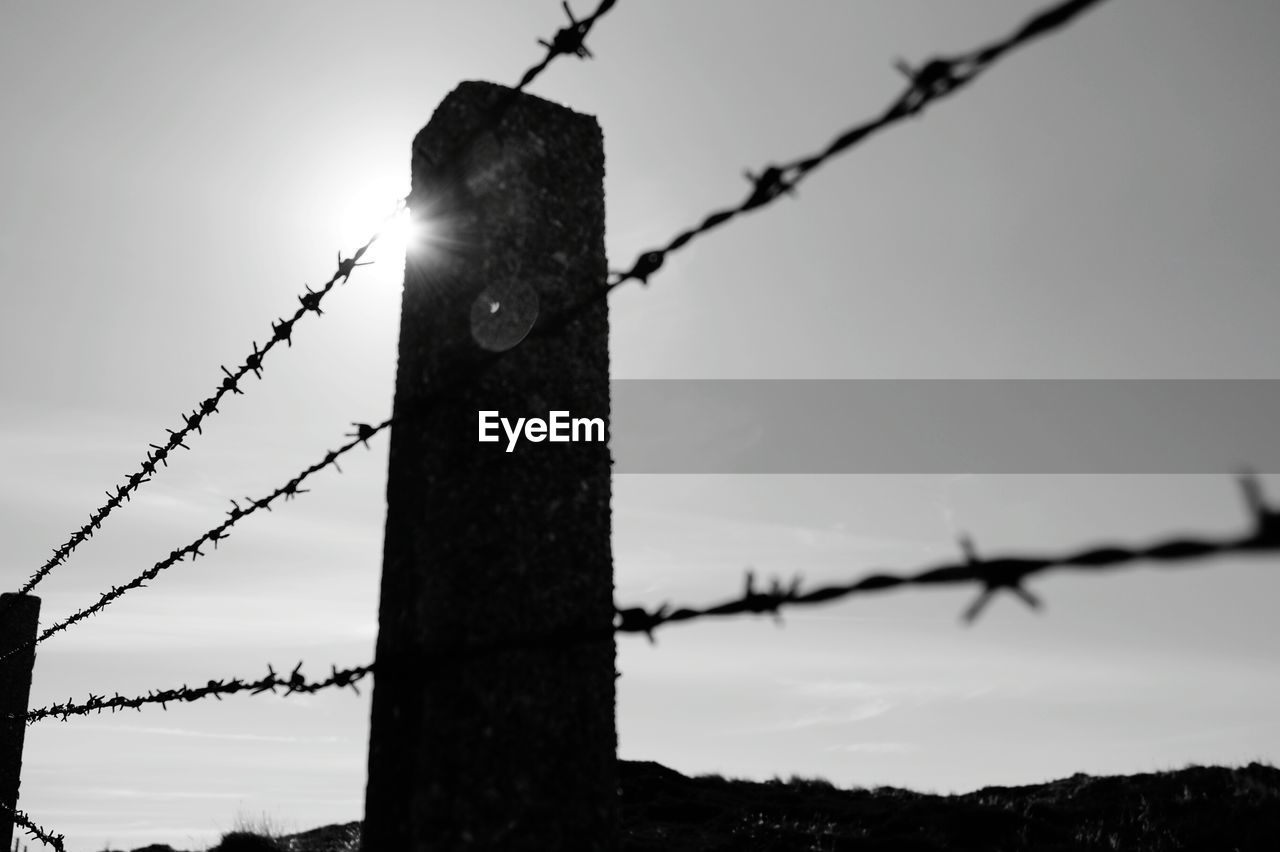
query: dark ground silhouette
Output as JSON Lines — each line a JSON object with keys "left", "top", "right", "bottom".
{"left": 98, "top": 758, "right": 1280, "bottom": 852}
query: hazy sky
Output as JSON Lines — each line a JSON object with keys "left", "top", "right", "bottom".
{"left": 3, "top": 1, "right": 1280, "bottom": 849}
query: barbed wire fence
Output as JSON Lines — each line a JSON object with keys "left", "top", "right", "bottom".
{"left": 15, "top": 469, "right": 1278, "bottom": 727}
{"left": 21, "top": 662, "right": 374, "bottom": 725}
{"left": 10, "top": 223, "right": 383, "bottom": 602}
{"left": 8, "top": 0, "right": 1273, "bottom": 847}
{"left": 7, "top": 0, "right": 619, "bottom": 608}
{"left": 607, "top": 0, "right": 1110, "bottom": 288}
{"left": 0, "top": 4, "right": 619, "bottom": 847}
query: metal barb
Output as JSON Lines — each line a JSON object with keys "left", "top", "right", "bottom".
{"left": 336, "top": 251, "right": 374, "bottom": 282}
{"left": 272, "top": 318, "right": 295, "bottom": 346}
{"left": 615, "top": 604, "right": 670, "bottom": 644}
{"left": 894, "top": 57, "right": 962, "bottom": 112}
{"left": 299, "top": 285, "right": 326, "bottom": 316}
{"left": 742, "top": 166, "right": 797, "bottom": 210}
{"left": 347, "top": 422, "right": 378, "bottom": 448}
{"left": 538, "top": 2, "right": 595, "bottom": 60}
{"left": 0, "top": 800, "right": 65, "bottom": 851}
{"left": 246, "top": 341, "right": 266, "bottom": 378}
{"left": 220, "top": 365, "right": 243, "bottom": 394}
{"left": 1238, "top": 471, "right": 1280, "bottom": 545}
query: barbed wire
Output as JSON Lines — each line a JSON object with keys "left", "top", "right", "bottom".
{"left": 10, "top": 0, "right": 1098, "bottom": 608}
{"left": 0, "top": 0, "right": 622, "bottom": 649}
{"left": 0, "top": 802, "right": 63, "bottom": 852}
{"left": 0, "top": 16, "right": 627, "bottom": 845}
{"left": 3, "top": 0, "right": 1109, "bottom": 703}
{"left": 615, "top": 473, "right": 1280, "bottom": 639}
{"left": 0, "top": 4, "right": 1251, "bottom": 845}
{"left": 520, "top": 0, "right": 617, "bottom": 92}
{"left": 8, "top": 0, "right": 1119, "bottom": 660}
{"left": 11, "top": 464, "right": 1274, "bottom": 728}
{"left": 607, "top": 0, "right": 1111, "bottom": 288}
{"left": 14, "top": 474, "right": 1275, "bottom": 714}
{"left": 14, "top": 212, "right": 392, "bottom": 599}
{"left": 21, "top": 474, "right": 1272, "bottom": 725}
{"left": 12, "top": 1, "right": 621, "bottom": 601}
{"left": 0, "top": 418, "right": 392, "bottom": 665}
{"left": 19, "top": 661, "right": 372, "bottom": 725}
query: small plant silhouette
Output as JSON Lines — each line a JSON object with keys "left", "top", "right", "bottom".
{"left": 210, "top": 832, "right": 282, "bottom": 852}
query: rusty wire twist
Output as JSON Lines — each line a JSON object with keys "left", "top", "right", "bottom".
{"left": 19, "top": 662, "right": 373, "bottom": 725}
{"left": 608, "top": 0, "right": 1111, "bottom": 288}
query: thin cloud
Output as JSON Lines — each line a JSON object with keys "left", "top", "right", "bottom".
{"left": 727, "top": 676, "right": 995, "bottom": 735}
{"left": 89, "top": 788, "right": 246, "bottom": 800}
{"left": 780, "top": 677, "right": 993, "bottom": 703}
{"left": 74, "top": 723, "right": 346, "bottom": 744}
{"left": 826, "top": 741, "right": 921, "bottom": 754}
{"left": 782, "top": 679, "right": 888, "bottom": 699}
{"left": 734, "top": 697, "right": 895, "bottom": 734}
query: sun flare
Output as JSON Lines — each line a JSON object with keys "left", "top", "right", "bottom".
{"left": 336, "top": 184, "right": 438, "bottom": 274}
{"left": 375, "top": 202, "right": 416, "bottom": 261}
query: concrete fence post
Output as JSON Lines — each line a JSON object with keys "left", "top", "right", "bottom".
{"left": 0, "top": 594, "right": 40, "bottom": 852}
{"left": 362, "top": 81, "right": 615, "bottom": 851}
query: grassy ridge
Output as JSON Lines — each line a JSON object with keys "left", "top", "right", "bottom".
{"left": 619, "top": 760, "right": 1280, "bottom": 851}
{"left": 107, "top": 759, "right": 1280, "bottom": 851}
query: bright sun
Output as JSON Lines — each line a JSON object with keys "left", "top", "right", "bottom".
{"left": 375, "top": 202, "right": 416, "bottom": 261}
{"left": 336, "top": 183, "right": 434, "bottom": 275}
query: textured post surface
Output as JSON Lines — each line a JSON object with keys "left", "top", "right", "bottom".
{"left": 0, "top": 594, "right": 39, "bottom": 852}
{"left": 362, "top": 81, "right": 615, "bottom": 851}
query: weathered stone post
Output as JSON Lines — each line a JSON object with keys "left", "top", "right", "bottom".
{"left": 0, "top": 594, "right": 39, "bottom": 852}
{"left": 361, "top": 81, "right": 615, "bottom": 851}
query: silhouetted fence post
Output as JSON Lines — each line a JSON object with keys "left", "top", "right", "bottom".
{"left": 362, "top": 81, "right": 615, "bottom": 851}
{"left": 0, "top": 594, "right": 39, "bottom": 852}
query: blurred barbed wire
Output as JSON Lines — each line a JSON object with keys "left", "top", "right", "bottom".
{"left": 520, "top": 0, "right": 617, "bottom": 92}
{"left": 608, "top": 0, "right": 1111, "bottom": 288}
{"left": 615, "top": 473, "right": 1280, "bottom": 637}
